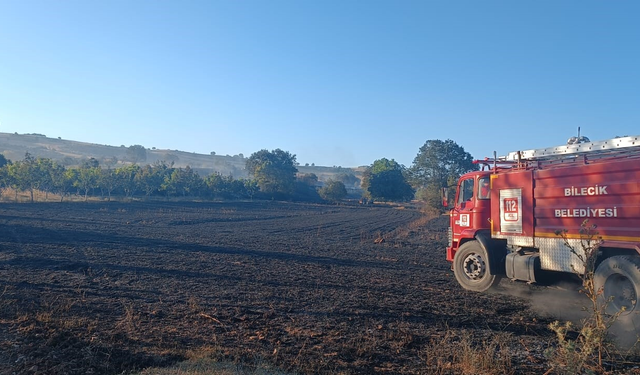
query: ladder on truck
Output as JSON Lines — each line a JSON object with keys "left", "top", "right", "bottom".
{"left": 499, "top": 134, "right": 640, "bottom": 163}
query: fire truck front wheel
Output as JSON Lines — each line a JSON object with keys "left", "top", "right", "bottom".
{"left": 594, "top": 255, "right": 640, "bottom": 324}
{"left": 453, "top": 241, "right": 501, "bottom": 292}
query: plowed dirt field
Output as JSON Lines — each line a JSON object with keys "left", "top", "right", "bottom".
{"left": 0, "top": 201, "right": 612, "bottom": 374}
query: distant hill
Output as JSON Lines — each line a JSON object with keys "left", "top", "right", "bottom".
{"left": 0, "top": 132, "right": 363, "bottom": 183}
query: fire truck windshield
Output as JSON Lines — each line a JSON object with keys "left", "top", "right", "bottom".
{"left": 457, "top": 178, "right": 474, "bottom": 204}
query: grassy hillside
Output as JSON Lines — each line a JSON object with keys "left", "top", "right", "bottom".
{"left": 0, "top": 132, "right": 363, "bottom": 182}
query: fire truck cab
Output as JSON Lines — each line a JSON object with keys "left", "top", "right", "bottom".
{"left": 447, "top": 171, "right": 507, "bottom": 292}
{"left": 447, "top": 135, "right": 640, "bottom": 327}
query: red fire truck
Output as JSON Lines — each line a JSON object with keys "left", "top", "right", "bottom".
{"left": 447, "top": 135, "right": 640, "bottom": 325}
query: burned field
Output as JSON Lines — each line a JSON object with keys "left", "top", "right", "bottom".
{"left": 0, "top": 201, "right": 586, "bottom": 374}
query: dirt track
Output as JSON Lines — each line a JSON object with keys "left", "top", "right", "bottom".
{"left": 0, "top": 201, "right": 579, "bottom": 374}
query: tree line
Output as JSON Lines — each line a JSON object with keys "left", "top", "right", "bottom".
{"left": 0, "top": 139, "right": 476, "bottom": 209}
{"left": 0, "top": 150, "right": 353, "bottom": 203}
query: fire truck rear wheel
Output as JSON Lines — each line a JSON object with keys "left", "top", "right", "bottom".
{"left": 453, "top": 241, "right": 501, "bottom": 292}
{"left": 594, "top": 255, "right": 640, "bottom": 328}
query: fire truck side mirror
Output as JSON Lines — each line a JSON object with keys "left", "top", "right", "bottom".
{"left": 441, "top": 187, "right": 448, "bottom": 207}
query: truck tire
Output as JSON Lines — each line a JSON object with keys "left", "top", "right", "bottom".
{"left": 453, "top": 241, "right": 501, "bottom": 292}
{"left": 594, "top": 255, "right": 640, "bottom": 332}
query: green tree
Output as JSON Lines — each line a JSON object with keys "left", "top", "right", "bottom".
{"left": 57, "top": 169, "right": 78, "bottom": 201}
{"left": 75, "top": 164, "right": 100, "bottom": 201}
{"left": 0, "top": 155, "right": 11, "bottom": 198}
{"left": 137, "top": 162, "right": 172, "bottom": 197}
{"left": 99, "top": 168, "right": 119, "bottom": 201}
{"left": 243, "top": 179, "right": 259, "bottom": 200}
{"left": 246, "top": 149, "right": 298, "bottom": 198}
{"left": 294, "top": 173, "right": 322, "bottom": 201}
{"left": 204, "top": 173, "right": 252, "bottom": 200}
{"left": 0, "top": 154, "right": 9, "bottom": 169}
{"left": 362, "top": 158, "right": 413, "bottom": 202}
{"left": 162, "top": 166, "right": 202, "bottom": 197}
{"left": 204, "top": 173, "right": 226, "bottom": 198}
{"left": 318, "top": 179, "right": 347, "bottom": 202}
{"left": 409, "top": 139, "right": 477, "bottom": 209}
{"left": 116, "top": 164, "right": 141, "bottom": 199}
{"left": 35, "top": 157, "right": 62, "bottom": 201}
{"left": 7, "top": 153, "right": 39, "bottom": 202}
{"left": 227, "top": 178, "right": 247, "bottom": 198}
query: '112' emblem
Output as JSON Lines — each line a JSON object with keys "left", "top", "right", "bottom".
{"left": 503, "top": 198, "right": 519, "bottom": 221}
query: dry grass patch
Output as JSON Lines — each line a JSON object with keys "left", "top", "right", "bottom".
{"left": 423, "top": 330, "right": 514, "bottom": 375}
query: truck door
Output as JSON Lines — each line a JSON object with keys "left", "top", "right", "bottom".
{"left": 452, "top": 175, "right": 492, "bottom": 242}
{"left": 448, "top": 174, "right": 493, "bottom": 261}
{"left": 452, "top": 177, "right": 476, "bottom": 237}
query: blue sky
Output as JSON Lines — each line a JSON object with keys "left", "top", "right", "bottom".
{"left": 1, "top": 1, "right": 639, "bottom": 168}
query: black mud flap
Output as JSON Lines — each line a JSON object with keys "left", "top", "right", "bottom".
{"left": 475, "top": 231, "right": 507, "bottom": 276}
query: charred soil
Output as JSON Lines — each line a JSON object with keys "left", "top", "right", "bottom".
{"left": 0, "top": 201, "right": 622, "bottom": 374}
